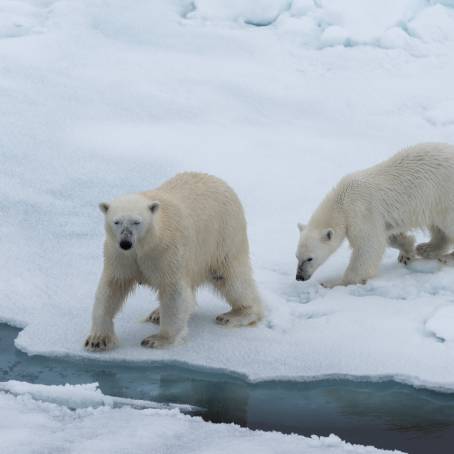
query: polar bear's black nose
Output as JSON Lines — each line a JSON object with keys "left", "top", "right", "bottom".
{"left": 120, "top": 240, "right": 132, "bottom": 250}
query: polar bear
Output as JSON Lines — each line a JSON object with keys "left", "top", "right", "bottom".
{"left": 296, "top": 143, "right": 454, "bottom": 287}
{"left": 85, "top": 172, "right": 263, "bottom": 351}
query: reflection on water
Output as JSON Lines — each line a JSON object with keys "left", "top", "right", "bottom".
{"left": 1, "top": 324, "right": 454, "bottom": 454}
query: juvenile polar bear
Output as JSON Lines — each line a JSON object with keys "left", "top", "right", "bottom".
{"left": 296, "top": 143, "right": 454, "bottom": 287}
{"left": 85, "top": 172, "right": 263, "bottom": 351}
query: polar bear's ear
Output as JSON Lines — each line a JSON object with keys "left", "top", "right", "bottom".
{"left": 99, "top": 203, "right": 110, "bottom": 214}
{"left": 297, "top": 223, "right": 306, "bottom": 232}
{"left": 149, "top": 202, "right": 160, "bottom": 214}
{"left": 322, "top": 228, "right": 334, "bottom": 242}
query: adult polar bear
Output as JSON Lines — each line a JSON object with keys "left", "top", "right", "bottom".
{"left": 296, "top": 143, "right": 454, "bottom": 287}
{"left": 85, "top": 172, "right": 263, "bottom": 351}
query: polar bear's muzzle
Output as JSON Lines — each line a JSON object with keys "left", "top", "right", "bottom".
{"left": 296, "top": 262, "right": 311, "bottom": 281}
{"left": 120, "top": 240, "right": 133, "bottom": 250}
{"left": 296, "top": 272, "right": 311, "bottom": 282}
{"left": 119, "top": 228, "right": 133, "bottom": 251}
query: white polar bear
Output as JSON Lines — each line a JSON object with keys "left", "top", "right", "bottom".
{"left": 85, "top": 172, "right": 263, "bottom": 351}
{"left": 296, "top": 143, "right": 454, "bottom": 287}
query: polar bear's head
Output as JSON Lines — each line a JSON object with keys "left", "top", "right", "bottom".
{"left": 295, "top": 223, "right": 342, "bottom": 281}
{"left": 99, "top": 194, "right": 160, "bottom": 252}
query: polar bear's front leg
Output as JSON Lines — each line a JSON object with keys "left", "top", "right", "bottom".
{"left": 141, "top": 285, "right": 195, "bottom": 348}
{"left": 342, "top": 235, "right": 386, "bottom": 286}
{"left": 388, "top": 233, "right": 416, "bottom": 266}
{"left": 85, "top": 272, "right": 134, "bottom": 352}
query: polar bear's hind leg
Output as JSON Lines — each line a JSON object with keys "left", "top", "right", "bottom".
{"left": 214, "top": 259, "right": 263, "bottom": 327}
{"left": 145, "top": 307, "right": 160, "bottom": 325}
{"left": 416, "top": 226, "right": 450, "bottom": 260}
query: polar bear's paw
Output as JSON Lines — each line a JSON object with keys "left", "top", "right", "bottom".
{"left": 144, "top": 308, "right": 160, "bottom": 325}
{"left": 398, "top": 252, "right": 414, "bottom": 266}
{"left": 141, "top": 334, "right": 173, "bottom": 349}
{"left": 439, "top": 252, "right": 454, "bottom": 265}
{"left": 321, "top": 279, "right": 343, "bottom": 289}
{"left": 216, "top": 309, "right": 261, "bottom": 327}
{"left": 416, "top": 242, "right": 445, "bottom": 260}
{"left": 84, "top": 333, "right": 117, "bottom": 352}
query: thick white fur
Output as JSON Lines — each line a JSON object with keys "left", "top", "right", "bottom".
{"left": 296, "top": 143, "right": 454, "bottom": 287}
{"left": 85, "top": 172, "right": 263, "bottom": 351}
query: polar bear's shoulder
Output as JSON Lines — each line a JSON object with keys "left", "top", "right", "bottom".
{"left": 158, "top": 172, "right": 226, "bottom": 190}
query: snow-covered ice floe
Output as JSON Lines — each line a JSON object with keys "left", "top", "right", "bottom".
{"left": 1, "top": 0, "right": 454, "bottom": 398}
{"left": 0, "top": 382, "right": 402, "bottom": 454}
{"left": 12, "top": 263, "right": 454, "bottom": 391}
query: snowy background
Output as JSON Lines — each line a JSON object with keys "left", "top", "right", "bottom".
{"left": 1, "top": 0, "right": 454, "bottom": 452}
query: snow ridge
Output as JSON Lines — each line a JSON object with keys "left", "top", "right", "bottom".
{"left": 188, "top": 0, "right": 454, "bottom": 51}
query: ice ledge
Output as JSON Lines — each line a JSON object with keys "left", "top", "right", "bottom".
{"left": 0, "top": 380, "right": 197, "bottom": 412}
{"left": 0, "top": 381, "right": 403, "bottom": 454}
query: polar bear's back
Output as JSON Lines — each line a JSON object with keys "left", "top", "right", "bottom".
{"left": 340, "top": 143, "right": 454, "bottom": 232}
{"left": 378, "top": 142, "right": 454, "bottom": 174}
{"left": 358, "top": 143, "right": 454, "bottom": 193}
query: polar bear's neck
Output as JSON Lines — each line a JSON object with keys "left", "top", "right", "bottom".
{"left": 309, "top": 189, "right": 346, "bottom": 231}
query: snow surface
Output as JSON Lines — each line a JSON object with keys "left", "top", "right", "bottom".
{"left": 0, "top": 384, "right": 401, "bottom": 454}
{"left": 1, "top": 0, "right": 454, "bottom": 394}
{"left": 425, "top": 305, "right": 454, "bottom": 343}
{"left": 190, "top": 0, "right": 454, "bottom": 51}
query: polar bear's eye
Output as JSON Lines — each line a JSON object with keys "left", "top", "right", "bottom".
{"left": 114, "top": 221, "right": 120, "bottom": 225}
{"left": 133, "top": 221, "right": 141, "bottom": 225}
{"left": 307, "top": 257, "right": 313, "bottom": 262}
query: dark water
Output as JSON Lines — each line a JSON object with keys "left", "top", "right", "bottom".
{"left": 1, "top": 324, "right": 454, "bottom": 454}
